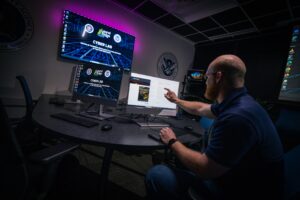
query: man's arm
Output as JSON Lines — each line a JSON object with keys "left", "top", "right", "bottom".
{"left": 160, "top": 128, "right": 229, "bottom": 179}
{"left": 164, "top": 88, "right": 215, "bottom": 119}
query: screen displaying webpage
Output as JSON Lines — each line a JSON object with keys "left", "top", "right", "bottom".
{"left": 127, "top": 73, "right": 179, "bottom": 109}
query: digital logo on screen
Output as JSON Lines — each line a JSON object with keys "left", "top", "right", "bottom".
{"left": 97, "top": 28, "right": 111, "bottom": 38}
{"left": 113, "top": 34, "right": 122, "bottom": 43}
{"left": 86, "top": 68, "right": 93, "bottom": 75}
{"left": 104, "top": 70, "right": 111, "bottom": 78}
{"left": 94, "top": 70, "right": 102, "bottom": 76}
{"left": 82, "top": 24, "right": 94, "bottom": 37}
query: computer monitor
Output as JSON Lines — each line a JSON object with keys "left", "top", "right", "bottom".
{"left": 278, "top": 25, "right": 300, "bottom": 103}
{"left": 72, "top": 64, "right": 123, "bottom": 119}
{"left": 127, "top": 72, "right": 179, "bottom": 116}
{"left": 59, "top": 10, "right": 135, "bottom": 71}
{"left": 186, "top": 69, "right": 205, "bottom": 82}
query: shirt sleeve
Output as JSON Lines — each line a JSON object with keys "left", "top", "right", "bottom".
{"left": 210, "top": 102, "right": 220, "bottom": 116}
{"left": 205, "top": 114, "right": 257, "bottom": 168}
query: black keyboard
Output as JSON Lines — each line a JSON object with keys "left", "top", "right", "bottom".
{"left": 50, "top": 113, "right": 98, "bottom": 127}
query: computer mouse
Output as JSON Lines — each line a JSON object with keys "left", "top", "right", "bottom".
{"left": 101, "top": 124, "right": 112, "bottom": 131}
{"left": 184, "top": 126, "right": 193, "bottom": 131}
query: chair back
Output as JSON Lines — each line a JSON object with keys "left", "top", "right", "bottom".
{"left": 199, "top": 117, "right": 214, "bottom": 131}
{"left": 0, "top": 98, "right": 29, "bottom": 200}
{"left": 275, "top": 108, "right": 300, "bottom": 136}
{"left": 16, "top": 75, "right": 34, "bottom": 119}
{"left": 284, "top": 144, "right": 300, "bottom": 200}
{"left": 199, "top": 117, "right": 214, "bottom": 152}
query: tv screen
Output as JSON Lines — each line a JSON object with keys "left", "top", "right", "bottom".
{"left": 278, "top": 25, "right": 300, "bottom": 103}
{"left": 187, "top": 69, "right": 205, "bottom": 82}
{"left": 59, "top": 10, "right": 135, "bottom": 71}
{"left": 127, "top": 73, "right": 179, "bottom": 110}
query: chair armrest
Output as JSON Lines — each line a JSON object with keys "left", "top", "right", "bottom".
{"left": 29, "top": 142, "right": 79, "bottom": 164}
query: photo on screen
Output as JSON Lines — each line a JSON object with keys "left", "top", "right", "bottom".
{"left": 138, "top": 86, "right": 150, "bottom": 102}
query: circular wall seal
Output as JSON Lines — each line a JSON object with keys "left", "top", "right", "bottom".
{"left": 0, "top": 0, "right": 34, "bottom": 51}
{"left": 157, "top": 52, "right": 178, "bottom": 80}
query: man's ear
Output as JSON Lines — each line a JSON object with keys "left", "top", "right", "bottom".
{"left": 215, "top": 71, "right": 223, "bottom": 83}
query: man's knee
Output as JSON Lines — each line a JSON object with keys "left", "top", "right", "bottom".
{"left": 146, "top": 164, "right": 172, "bottom": 184}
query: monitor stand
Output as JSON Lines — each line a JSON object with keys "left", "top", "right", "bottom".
{"left": 135, "top": 121, "right": 170, "bottom": 127}
{"left": 132, "top": 115, "right": 170, "bottom": 127}
{"left": 78, "top": 104, "right": 115, "bottom": 121}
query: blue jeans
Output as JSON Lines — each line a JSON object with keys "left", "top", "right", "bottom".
{"left": 145, "top": 164, "right": 221, "bottom": 200}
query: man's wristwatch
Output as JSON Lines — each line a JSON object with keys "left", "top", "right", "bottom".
{"left": 167, "top": 138, "right": 178, "bottom": 148}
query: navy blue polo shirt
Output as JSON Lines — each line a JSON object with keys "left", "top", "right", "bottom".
{"left": 205, "top": 87, "right": 284, "bottom": 199}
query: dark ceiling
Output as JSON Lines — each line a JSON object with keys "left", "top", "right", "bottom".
{"left": 110, "top": 0, "right": 300, "bottom": 45}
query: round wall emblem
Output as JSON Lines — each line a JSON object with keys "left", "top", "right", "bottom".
{"left": 157, "top": 52, "right": 178, "bottom": 80}
{"left": 0, "top": 0, "right": 34, "bottom": 51}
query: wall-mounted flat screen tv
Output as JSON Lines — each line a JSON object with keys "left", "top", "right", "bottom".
{"left": 59, "top": 10, "right": 135, "bottom": 71}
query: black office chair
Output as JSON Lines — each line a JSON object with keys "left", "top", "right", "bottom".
{"left": 14, "top": 75, "right": 79, "bottom": 154}
{"left": 0, "top": 98, "right": 79, "bottom": 200}
{"left": 13, "top": 75, "right": 41, "bottom": 152}
{"left": 16, "top": 75, "right": 36, "bottom": 121}
{"left": 275, "top": 108, "right": 300, "bottom": 152}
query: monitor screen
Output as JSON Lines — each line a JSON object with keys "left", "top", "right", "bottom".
{"left": 73, "top": 64, "right": 123, "bottom": 106}
{"left": 59, "top": 10, "right": 135, "bottom": 71}
{"left": 127, "top": 73, "right": 179, "bottom": 110}
{"left": 278, "top": 25, "right": 300, "bottom": 103}
{"left": 187, "top": 69, "right": 205, "bottom": 82}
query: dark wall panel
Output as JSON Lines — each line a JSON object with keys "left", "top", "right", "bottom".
{"left": 193, "top": 29, "right": 291, "bottom": 101}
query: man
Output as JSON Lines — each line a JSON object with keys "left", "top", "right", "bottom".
{"left": 145, "top": 55, "right": 284, "bottom": 200}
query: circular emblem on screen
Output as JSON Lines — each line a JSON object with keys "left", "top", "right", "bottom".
{"left": 86, "top": 68, "right": 93, "bottom": 75}
{"left": 157, "top": 52, "right": 178, "bottom": 80}
{"left": 113, "top": 34, "right": 122, "bottom": 43}
{"left": 0, "top": 0, "right": 34, "bottom": 51}
{"left": 82, "top": 24, "right": 94, "bottom": 37}
{"left": 104, "top": 70, "right": 111, "bottom": 77}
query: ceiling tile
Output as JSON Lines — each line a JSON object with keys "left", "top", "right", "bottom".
{"left": 172, "top": 25, "right": 197, "bottom": 36}
{"left": 155, "top": 14, "right": 185, "bottom": 28}
{"left": 203, "top": 28, "right": 227, "bottom": 37}
{"left": 292, "top": 7, "right": 300, "bottom": 18}
{"left": 253, "top": 11, "right": 290, "bottom": 30}
{"left": 225, "top": 21, "right": 254, "bottom": 32}
{"left": 290, "top": 0, "right": 300, "bottom": 8}
{"left": 113, "top": 0, "right": 142, "bottom": 9}
{"left": 212, "top": 7, "right": 248, "bottom": 26}
{"left": 236, "top": 0, "right": 254, "bottom": 5}
{"left": 190, "top": 17, "right": 219, "bottom": 31}
{"left": 136, "top": 1, "right": 167, "bottom": 20}
{"left": 242, "top": 0, "right": 288, "bottom": 18}
{"left": 185, "top": 33, "right": 209, "bottom": 42}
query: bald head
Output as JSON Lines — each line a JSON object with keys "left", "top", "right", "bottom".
{"left": 209, "top": 54, "right": 246, "bottom": 88}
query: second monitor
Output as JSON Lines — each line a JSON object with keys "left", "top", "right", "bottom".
{"left": 127, "top": 72, "right": 180, "bottom": 116}
{"left": 73, "top": 64, "right": 123, "bottom": 120}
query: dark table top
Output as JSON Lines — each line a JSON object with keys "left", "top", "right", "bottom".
{"left": 33, "top": 94, "right": 203, "bottom": 151}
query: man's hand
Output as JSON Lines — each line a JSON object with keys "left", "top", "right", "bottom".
{"left": 164, "top": 88, "right": 179, "bottom": 103}
{"left": 160, "top": 127, "right": 176, "bottom": 144}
